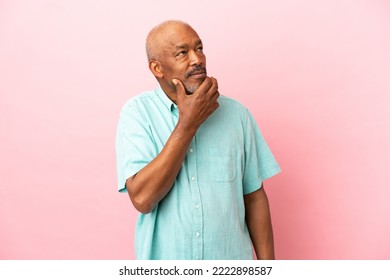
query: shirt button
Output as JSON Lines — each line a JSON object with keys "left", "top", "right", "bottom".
{"left": 196, "top": 232, "right": 200, "bottom": 238}
{"left": 195, "top": 204, "right": 200, "bottom": 209}
{"left": 191, "top": 176, "right": 196, "bottom": 181}
{"left": 189, "top": 148, "right": 193, "bottom": 153}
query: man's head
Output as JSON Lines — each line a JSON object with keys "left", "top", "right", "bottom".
{"left": 146, "top": 20, "right": 207, "bottom": 97}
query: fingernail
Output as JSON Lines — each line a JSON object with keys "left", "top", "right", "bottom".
{"left": 172, "top": 79, "right": 178, "bottom": 85}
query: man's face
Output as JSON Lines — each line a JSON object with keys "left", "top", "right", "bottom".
{"left": 158, "top": 24, "right": 207, "bottom": 94}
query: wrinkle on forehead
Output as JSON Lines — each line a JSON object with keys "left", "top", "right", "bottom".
{"left": 145, "top": 20, "right": 197, "bottom": 62}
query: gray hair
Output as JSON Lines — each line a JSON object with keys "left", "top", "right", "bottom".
{"left": 145, "top": 20, "right": 192, "bottom": 62}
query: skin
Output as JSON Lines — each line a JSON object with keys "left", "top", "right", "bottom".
{"left": 126, "top": 20, "right": 275, "bottom": 260}
{"left": 245, "top": 185, "right": 275, "bottom": 259}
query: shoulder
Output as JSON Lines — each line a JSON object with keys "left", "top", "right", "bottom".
{"left": 117, "top": 90, "right": 159, "bottom": 128}
{"left": 218, "top": 95, "right": 243, "bottom": 106}
{"left": 121, "top": 89, "right": 158, "bottom": 112}
{"left": 217, "top": 95, "right": 250, "bottom": 117}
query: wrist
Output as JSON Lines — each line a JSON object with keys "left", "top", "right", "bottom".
{"left": 175, "top": 119, "right": 198, "bottom": 138}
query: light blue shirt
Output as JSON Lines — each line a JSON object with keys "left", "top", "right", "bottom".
{"left": 116, "top": 87, "right": 281, "bottom": 260}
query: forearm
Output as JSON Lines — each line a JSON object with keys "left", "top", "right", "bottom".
{"left": 126, "top": 121, "right": 196, "bottom": 213}
{"left": 245, "top": 187, "right": 275, "bottom": 260}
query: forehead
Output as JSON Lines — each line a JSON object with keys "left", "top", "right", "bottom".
{"left": 160, "top": 24, "right": 201, "bottom": 49}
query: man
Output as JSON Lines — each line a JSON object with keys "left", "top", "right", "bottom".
{"left": 116, "top": 20, "right": 281, "bottom": 260}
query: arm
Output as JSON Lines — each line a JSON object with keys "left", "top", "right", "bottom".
{"left": 244, "top": 185, "right": 275, "bottom": 260}
{"left": 126, "top": 77, "right": 219, "bottom": 214}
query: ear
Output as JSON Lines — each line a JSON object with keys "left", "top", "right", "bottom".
{"left": 149, "top": 60, "right": 164, "bottom": 78}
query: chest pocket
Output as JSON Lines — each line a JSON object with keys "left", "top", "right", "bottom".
{"left": 209, "top": 148, "right": 237, "bottom": 182}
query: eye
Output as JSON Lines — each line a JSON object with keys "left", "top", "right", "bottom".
{"left": 197, "top": 46, "right": 203, "bottom": 52}
{"left": 176, "top": 51, "right": 187, "bottom": 57}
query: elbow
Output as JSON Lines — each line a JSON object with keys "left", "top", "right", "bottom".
{"left": 133, "top": 198, "right": 154, "bottom": 214}
{"left": 126, "top": 177, "right": 155, "bottom": 214}
{"left": 128, "top": 192, "right": 154, "bottom": 214}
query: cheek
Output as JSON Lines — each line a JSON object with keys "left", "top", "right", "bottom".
{"left": 164, "top": 64, "right": 182, "bottom": 76}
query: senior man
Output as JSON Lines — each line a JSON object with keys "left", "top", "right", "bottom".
{"left": 116, "top": 20, "right": 281, "bottom": 260}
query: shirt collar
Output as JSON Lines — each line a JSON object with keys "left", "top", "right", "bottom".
{"left": 156, "top": 86, "right": 177, "bottom": 112}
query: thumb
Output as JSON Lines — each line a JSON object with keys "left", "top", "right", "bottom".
{"left": 172, "top": 79, "right": 186, "bottom": 96}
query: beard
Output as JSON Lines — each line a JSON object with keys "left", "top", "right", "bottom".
{"left": 183, "top": 66, "right": 207, "bottom": 94}
{"left": 183, "top": 82, "right": 201, "bottom": 94}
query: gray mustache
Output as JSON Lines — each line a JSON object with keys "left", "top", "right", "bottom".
{"left": 185, "top": 66, "right": 207, "bottom": 78}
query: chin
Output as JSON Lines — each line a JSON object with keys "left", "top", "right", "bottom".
{"left": 184, "top": 86, "right": 197, "bottom": 95}
{"left": 184, "top": 81, "right": 203, "bottom": 94}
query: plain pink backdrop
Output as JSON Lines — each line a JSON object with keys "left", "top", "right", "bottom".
{"left": 1, "top": 0, "right": 389, "bottom": 259}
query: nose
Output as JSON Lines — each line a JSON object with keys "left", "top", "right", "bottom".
{"left": 189, "top": 50, "right": 203, "bottom": 66}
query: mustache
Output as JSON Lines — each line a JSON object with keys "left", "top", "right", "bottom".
{"left": 185, "top": 66, "right": 207, "bottom": 78}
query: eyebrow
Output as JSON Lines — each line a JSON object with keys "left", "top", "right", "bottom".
{"left": 174, "top": 39, "right": 203, "bottom": 50}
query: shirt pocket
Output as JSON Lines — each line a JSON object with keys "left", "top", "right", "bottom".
{"left": 209, "top": 148, "right": 237, "bottom": 182}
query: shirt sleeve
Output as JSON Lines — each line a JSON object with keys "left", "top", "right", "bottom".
{"left": 115, "top": 102, "right": 157, "bottom": 192}
{"left": 242, "top": 108, "right": 281, "bottom": 195}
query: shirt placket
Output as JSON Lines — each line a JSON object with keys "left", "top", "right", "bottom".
{"left": 188, "top": 135, "right": 204, "bottom": 260}
{"left": 172, "top": 105, "right": 204, "bottom": 260}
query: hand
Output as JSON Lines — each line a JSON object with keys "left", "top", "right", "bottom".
{"left": 172, "top": 77, "right": 220, "bottom": 132}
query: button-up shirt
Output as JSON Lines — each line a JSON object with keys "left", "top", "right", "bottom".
{"left": 116, "top": 87, "right": 281, "bottom": 259}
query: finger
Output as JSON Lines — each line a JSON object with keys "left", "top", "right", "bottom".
{"left": 193, "top": 77, "right": 213, "bottom": 95}
{"left": 210, "top": 77, "right": 218, "bottom": 89}
{"left": 207, "top": 77, "right": 219, "bottom": 98}
{"left": 172, "top": 79, "right": 186, "bottom": 97}
{"left": 210, "top": 100, "right": 220, "bottom": 114}
{"left": 211, "top": 90, "right": 220, "bottom": 102}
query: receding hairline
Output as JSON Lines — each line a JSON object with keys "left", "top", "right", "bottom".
{"left": 145, "top": 20, "right": 195, "bottom": 62}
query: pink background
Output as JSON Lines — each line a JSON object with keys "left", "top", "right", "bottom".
{"left": 1, "top": 0, "right": 389, "bottom": 259}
